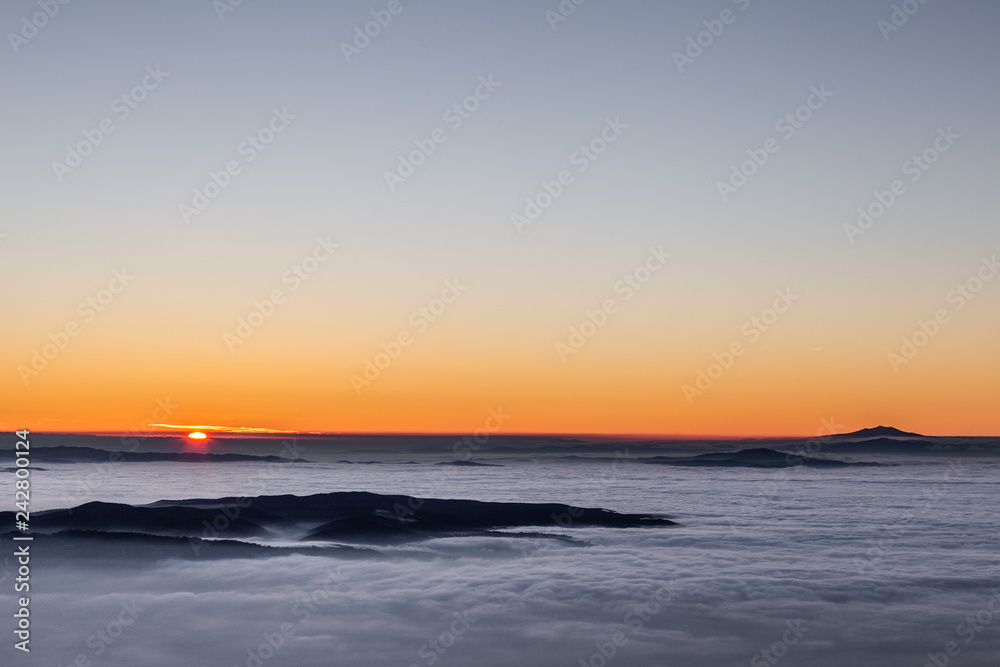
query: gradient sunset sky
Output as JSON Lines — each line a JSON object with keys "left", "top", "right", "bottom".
{"left": 2, "top": 0, "right": 998, "bottom": 437}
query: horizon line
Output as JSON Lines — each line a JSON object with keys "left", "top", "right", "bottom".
{"left": 11, "top": 428, "right": 996, "bottom": 439}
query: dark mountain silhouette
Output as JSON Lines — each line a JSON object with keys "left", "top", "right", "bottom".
{"left": 436, "top": 460, "right": 503, "bottom": 467}
{"left": 0, "top": 530, "right": 377, "bottom": 562}
{"left": 1, "top": 491, "right": 674, "bottom": 546}
{"left": 642, "top": 448, "right": 881, "bottom": 469}
{"left": 15, "top": 445, "right": 309, "bottom": 464}
{"left": 825, "top": 437, "right": 939, "bottom": 454}
{"left": 832, "top": 426, "right": 924, "bottom": 439}
{"left": 17, "top": 500, "right": 277, "bottom": 537}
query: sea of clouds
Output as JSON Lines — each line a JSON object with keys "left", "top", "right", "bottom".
{"left": 2, "top": 451, "right": 999, "bottom": 666}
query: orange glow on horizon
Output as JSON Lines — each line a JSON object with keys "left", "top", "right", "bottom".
{"left": 4, "top": 316, "right": 998, "bottom": 438}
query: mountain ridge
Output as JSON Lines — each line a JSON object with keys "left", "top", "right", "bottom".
{"left": 832, "top": 425, "right": 924, "bottom": 439}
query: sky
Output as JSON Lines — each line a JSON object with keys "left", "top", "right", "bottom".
{"left": 1, "top": 0, "right": 998, "bottom": 436}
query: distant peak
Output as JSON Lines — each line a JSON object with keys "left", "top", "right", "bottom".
{"left": 834, "top": 425, "right": 924, "bottom": 438}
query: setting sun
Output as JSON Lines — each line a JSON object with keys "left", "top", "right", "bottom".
{"left": 187, "top": 432, "right": 207, "bottom": 440}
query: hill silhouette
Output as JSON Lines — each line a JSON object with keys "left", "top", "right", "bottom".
{"left": 832, "top": 426, "right": 923, "bottom": 439}
{"left": 642, "top": 448, "right": 880, "bottom": 469}
{"left": 825, "top": 437, "right": 937, "bottom": 454}
{"left": 15, "top": 445, "right": 309, "bottom": 464}
{"left": 0, "top": 491, "right": 675, "bottom": 546}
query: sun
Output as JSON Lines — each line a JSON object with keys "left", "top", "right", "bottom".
{"left": 187, "top": 432, "right": 207, "bottom": 440}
